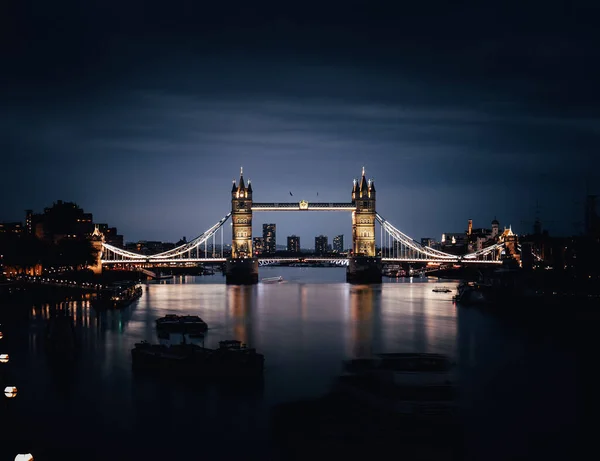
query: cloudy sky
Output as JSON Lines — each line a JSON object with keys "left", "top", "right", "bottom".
{"left": 2, "top": 1, "right": 599, "bottom": 246}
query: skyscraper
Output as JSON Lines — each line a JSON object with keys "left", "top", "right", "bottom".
{"left": 287, "top": 235, "right": 300, "bottom": 253}
{"left": 253, "top": 237, "right": 265, "bottom": 256}
{"left": 333, "top": 234, "right": 344, "bottom": 253}
{"left": 263, "top": 223, "right": 276, "bottom": 254}
{"left": 315, "top": 235, "right": 328, "bottom": 255}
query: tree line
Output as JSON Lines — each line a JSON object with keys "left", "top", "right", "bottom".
{"left": 0, "top": 233, "right": 99, "bottom": 273}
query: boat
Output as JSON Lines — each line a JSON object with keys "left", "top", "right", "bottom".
{"left": 262, "top": 276, "right": 283, "bottom": 284}
{"left": 131, "top": 339, "right": 264, "bottom": 379}
{"left": 432, "top": 288, "right": 452, "bottom": 293}
{"left": 91, "top": 281, "right": 142, "bottom": 310}
{"left": 155, "top": 314, "right": 208, "bottom": 334}
{"left": 453, "top": 281, "right": 492, "bottom": 304}
{"left": 335, "top": 353, "right": 457, "bottom": 420}
{"left": 343, "top": 353, "right": 455, "bottom": 385}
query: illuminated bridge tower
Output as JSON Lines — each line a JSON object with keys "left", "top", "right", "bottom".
{"left": 347, "top": 167, "right": 382, "bottom": 283}
{"left": 226, "top": 168, "right": 259, "bottom": 284}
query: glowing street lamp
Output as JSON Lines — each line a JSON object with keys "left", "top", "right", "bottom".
{"left": 4, "top": 386, "right": 17, "bottom": 398}
{"left": 14, "top": 455, "right": 34, "bottom": 461}
{"left": 0, "top": 354, "right": 8, "bottom": 363}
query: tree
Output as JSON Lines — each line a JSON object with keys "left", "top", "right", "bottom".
{"left": 55, "top": 238, "right": 99, "bottom": 271}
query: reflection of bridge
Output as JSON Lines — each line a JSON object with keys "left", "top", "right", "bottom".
{"left": 100, "top": 168, "right": 512, "bottom": 283}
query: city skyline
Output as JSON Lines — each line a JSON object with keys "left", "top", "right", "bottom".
{"left": 2, "top": 2, "right": 598, "bottom": 243}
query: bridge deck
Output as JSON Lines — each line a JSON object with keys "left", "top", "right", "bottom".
{"left": 102, "top": 257, "right": 501, "bottom": 265}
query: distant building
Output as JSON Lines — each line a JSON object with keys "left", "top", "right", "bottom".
{"left": 263, "top": 224, "right": 276, "bottom": 254}
{"left": 421, "top": 237, "right": 434, "bottom": 248}
{"left": 464, "top": 218, "right": 503, "bottom": 251}
{"left": 0, "top": 222, "right": 24, "bottom": 235}
{"left": 333, "top": 234, "right": 344, "bottom": 253}
{"left": 96, "top": 223, "right": 124, "bottom": 248}
{"left": 315, "top": 235, "right": 328, "bottom": 255}
{"left": 287, "top": 235, "right": 300, "bottom": 253}
{"left": 253, "top": 237, "right": 265, "bottom": 256}
{"left": 124, "top": 241, "right": 176, "bottom": 255}
{"left": 26, "top": 200, "right": 94, "bottom": 243}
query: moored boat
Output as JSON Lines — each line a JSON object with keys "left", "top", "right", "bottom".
{"left": 343, "top": 353, "right": 455, "bottom": 385}
{"left": 155, "top": 314, "right": 208, "bottom": 334}
{"left": 92, "top": 282, "right": 142, "bottom": 310}
{"left": 336, "top": 353, "right": 457, "bottom": 421}
{"left": 262, "top": 276, "right": 283, "bottom": 283}
{"left": 131, "top": 339, "right": 264, "bottom": 379}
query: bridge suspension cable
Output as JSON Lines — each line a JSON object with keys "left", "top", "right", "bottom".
{"left": 102, "top": 213, "right": 232, "bottom": 261}
{"left": 376, "top": 214, "right": 457, "bottom": 260}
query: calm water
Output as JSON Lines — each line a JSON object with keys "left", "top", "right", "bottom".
{"left": 1, "top": 268, "right": 577, "bottom": 460}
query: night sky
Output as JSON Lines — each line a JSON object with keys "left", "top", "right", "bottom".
{"left": 2, "top": 1, "right": 599, "bottom": 247}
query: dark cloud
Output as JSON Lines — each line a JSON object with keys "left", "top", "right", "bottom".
{"left": 1, "top": 1, "right": 598, "bottom": 244}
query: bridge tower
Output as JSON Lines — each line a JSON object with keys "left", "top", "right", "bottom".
{"left": 226, "top": 168, "right": 259, "bottom": 284}
{"left": 352, "top": 167, "right": 376, "bottom": 256}
{"left": 348, "top": 167, "right": 382, "bottom": 283}
{"left": 88, "top": 225, "right": 105, "bottom": 275}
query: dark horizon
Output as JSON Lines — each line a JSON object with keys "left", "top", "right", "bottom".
{"left": 2, "top": 1, "right": 599, "bottom": 244}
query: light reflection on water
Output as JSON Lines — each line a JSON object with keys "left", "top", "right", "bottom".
{"left": 2, "top": 268, "right": 577, "bottom": 460}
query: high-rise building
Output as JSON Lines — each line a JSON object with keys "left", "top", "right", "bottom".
{"left": 263, "top": 224, "right": 276, "bottom": 254}
{"left": 25, "top": 210, "right": 34, "bottom": 234}
{"left": 333, "top": 234, "right": 344, "bottom": 253}
{"left": 287, "top": 235, "right": 300, "bottom": 253}
{"left": 315, "top": 235, "right": 328, "bottom": 255}
{"left": 253, "top": 237, "right": 265, "bottom": 256}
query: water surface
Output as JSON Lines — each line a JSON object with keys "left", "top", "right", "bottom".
{"left": 1, "top": 268, "right": 576, "bottom": 460}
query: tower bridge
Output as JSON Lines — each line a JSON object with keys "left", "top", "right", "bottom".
{"left": 100, "top": 168, "right": 507, "bottom": 284}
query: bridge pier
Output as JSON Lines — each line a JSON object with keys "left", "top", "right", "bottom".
{"left": 225, "top": 258, "right": 259, "bottom": 285}
{"left": 346, "top": 256, "right": 382, "bottom": 284}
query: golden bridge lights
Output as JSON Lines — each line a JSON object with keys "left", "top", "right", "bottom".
{"left": 0, "top": 354, "right": 8, "bottom": 363}
{"left": 4, "top": 386, "right": 18, "bottom": 398}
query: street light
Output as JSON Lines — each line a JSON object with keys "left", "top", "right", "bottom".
{"left": 4, "top": 386, "right": 17, "bottom": 398}
{"left": 0, "top": 332, "right": 3, "bottom": 339}
{"left": 0, "top": 354, "right": 8, "bottom": 363}
{"left": 14, "top": 455, "right": 34, "bottom": 461}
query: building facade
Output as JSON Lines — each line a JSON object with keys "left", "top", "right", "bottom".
{"left": 315, "top": 235, "right": 328, "bottom": 255}
{"left": 287, "top": 235, "right": 300, "bottom": 253}
{"left": 0, "top": 222, "right": 24, "bottom": 235}
{"left": 333, "top": 234, "right": 344, "bottom": 253}
{"left": 263, "top": 223, "right": 276, "bottom": 255}
{"left": 253, "top": 237, "right": 265, "bottom": 256}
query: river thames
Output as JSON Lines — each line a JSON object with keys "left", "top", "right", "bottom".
{"left": 1, "top": 267, "right": 577, "bottom": 460}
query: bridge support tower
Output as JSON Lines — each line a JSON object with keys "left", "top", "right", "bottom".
{"left": 347, "top": 168, "right": 382, "bottom": 283}
{"left": 226, "top": 168, "right": 258, "bottom": 284}
{"left": 88, "top": 225, "right": 105, "bottom": 275}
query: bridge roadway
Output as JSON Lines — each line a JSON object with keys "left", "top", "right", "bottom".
{"left": 101, "top": 257, "right": 502, "bottom": 265}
